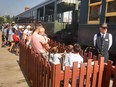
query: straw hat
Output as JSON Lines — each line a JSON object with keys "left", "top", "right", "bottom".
{"left": 12, "top": 21, "right": 15, "bottom": 24}
{"left": 18, "top": 25, "right": 23, "bottom": 29}
{"left": 26, "top": 25, "right": 31, "bottom": 29}
{"left": 101, "top": 23, "right": 107, "bottom": 28}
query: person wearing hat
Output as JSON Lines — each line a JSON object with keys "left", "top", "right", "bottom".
{"left": 12, "top": 21, "right": 18, "bottom": 30}
{"left": 23, "top": 25, "right": 32, "bottom": 41}
{"left": 17, "top": 25, "right": 24, "bottom": 39}
{"left": 93, "top": 23, "right": 113, "bottom": 62}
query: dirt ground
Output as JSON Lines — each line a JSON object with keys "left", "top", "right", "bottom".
{"left": 0, "top": 31, "right": 29, "bottom": 87}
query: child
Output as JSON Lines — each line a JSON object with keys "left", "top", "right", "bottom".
{"left": 49, "top": 46, "right": 62, "bottom": 64}
{"left": 63, "top": 45, "right": 73, "bottom": 66}
{"left": 69, "top": 44, "right": 83, "bottom": 68}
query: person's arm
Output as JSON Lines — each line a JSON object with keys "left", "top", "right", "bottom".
{"left": 93, "top": 34, "right": 97, "bottom": 47}
{"left": 64, "top": 54, "right": 70, "bottom": 66}
{"left": 43, "top": 34, "right": 50, "bottom": 43}
{"left": 40, "top": 35, "right": 50, "bottom": 51}
{"left": 108, "top": 33, "right": 112, "bottom": 50}
{"left": 22, "top": 29, "right": 27, "bottom": 40}
{"left": 69, "top": 55, "right": 73, "bottom": 68}
{"left": 40, "top": 42, "right": 50, "bottom": 51}
{"left": 16, "top": 35, "right": 20, "bottom": 40}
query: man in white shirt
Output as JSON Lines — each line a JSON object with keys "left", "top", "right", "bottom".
{"left": 93, "top": 23, "right": 112, "bottom": 62}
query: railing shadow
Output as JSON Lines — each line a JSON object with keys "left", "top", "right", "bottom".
{"left": 16, "top": 60, "right": 32, "bottom": 87}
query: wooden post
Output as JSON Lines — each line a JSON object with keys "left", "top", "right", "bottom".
{"left": 97, "top": 57, "right": 104, "bottom": 87}
{"left": 113, "top": 66, "right": 116, "bottom": 87}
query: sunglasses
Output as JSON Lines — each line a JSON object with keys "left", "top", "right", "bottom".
{"left": 102, "top": 27, "right": 107, "bottom": 29}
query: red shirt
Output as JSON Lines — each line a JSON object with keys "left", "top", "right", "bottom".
{"left": 13, "top": 34, "right": 19, "bottom": 42}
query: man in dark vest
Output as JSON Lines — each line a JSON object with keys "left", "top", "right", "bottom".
{"left": 93, "top": 23, "right": 112, "bottom": 63}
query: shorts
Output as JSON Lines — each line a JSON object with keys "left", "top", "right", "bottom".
{"left": 15, "top": 42, "right": 19, "bottom": 48}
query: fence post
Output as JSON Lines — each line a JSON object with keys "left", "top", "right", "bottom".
{"left": 53, "top": 64, "right": 61, "bottom": 87}
{"left": 113, "top": 66, "right": 116, "bottom": 87}
{"left": 92, "top": 61, "right": 98, "bottom": 87}
{"left": 64, "top": 66, "right": 70, "bottom": 87}
{"left": 79, "top": 63, "right": 86, "bottom": 87}
{"left": 102, "top": 60, "right": 113, "bottom": 87}
{"left": 97, "top": 57, "right": 104, "bottom": 87}
{"left": 86, "top": 59, "right": 92, "bottom": 87}
{"left": 72, "top": 62, "right": 78, "bottom": 87}
{"left": 88, "top": 52, "right": 92, "bottom": 59}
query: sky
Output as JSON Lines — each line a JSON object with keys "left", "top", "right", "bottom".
{"left": 0, "top": 0, "right": 45, "bottom": 17}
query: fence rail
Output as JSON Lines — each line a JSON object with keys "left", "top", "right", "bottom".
{"left": 19, "top": 40, "right": 116, "bottom": 87}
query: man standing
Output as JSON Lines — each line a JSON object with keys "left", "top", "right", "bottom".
{"left": 93, "top": 23, "right": 112, "bottom": 63}
{"left": 31, "top": 26, "right": 50, "bottom": 59}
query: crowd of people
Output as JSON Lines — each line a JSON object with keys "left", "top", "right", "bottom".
{"left": 1, "top": 22, "right": 33, "bottom": 56}
{"left": 1, "top": 22, "right": 84, "bottom": 69}
{"left": 1, "top": 22, "right": 112, "bottom": 68}
{"left": 28, "top": 24, "right": 84, "bottom": 69}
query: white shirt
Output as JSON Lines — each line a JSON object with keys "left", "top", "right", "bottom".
{"left": 64, "top": 53, "right": 71, "bottom": 66}
{"left": 23, "top": 29, "right": 29, "bottom": 35}
{"left": 3, "top": 28, "right": 7, "bottom": 36}
{"left": 69, "top": 53, "right": 83, "bottom": 68}
{"left": 50, "top": 53, "right": 62, "bottom": 64}
{"left": 23, "top": 29, "right": 30, "bottom": 40}
{"left": 93, "top": 32, "right": 112, "bottom": 50}
{"left": 13, "top": 25, "right": 18, "bottom": 30}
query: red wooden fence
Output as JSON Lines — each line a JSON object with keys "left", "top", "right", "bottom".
{"left": 19, "top": 40, "right": 116, "bottom": 87}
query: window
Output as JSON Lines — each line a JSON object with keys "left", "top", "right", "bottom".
{"left": 106, "top": 16, "right": 116, "bottom": 24}
{"left": 88, "top": 0, "right": 102, "bottom": 24}
{"left": 89, "top": 5, "right": 100, "bottom": 21}
{"left": 90, "top": 0, "right": 101, "bottom": 4}
{"left": 105, "top": 0, "right": 116, "bottom": 24}
{"left": 107, "top": 1, "right": 116, "bottom": 12}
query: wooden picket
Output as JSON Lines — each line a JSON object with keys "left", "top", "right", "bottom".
{"left": 19, "top": 40, "right": 116, "bottom": 87}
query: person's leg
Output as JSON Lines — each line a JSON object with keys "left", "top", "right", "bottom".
{"left": 104, "top": 51, "right": 109, "bottom": 63}
{"left": 15, "top": 42, "right": 19, "bottom": 56}
{"left": 9, "top": 42, "right": 15, "bottom": 52}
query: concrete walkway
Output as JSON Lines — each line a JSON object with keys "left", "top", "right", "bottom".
{"left": 0, "top": 31, "right": 29, "bottom": 87}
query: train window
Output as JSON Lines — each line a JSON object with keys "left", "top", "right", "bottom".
{"left": 89, "top": 5, "right": 100, "bottom": 21}
{"left": 106, "top": 16, "right": 116, "bottom": 24}
{"left": 107, "top": 1, "right": 116, "bottom": 13}
{"left": 90, "top": 0, "right": 101, "bottom": 4}
{"left": 88, "top": 0, "right": 102, "bottom": 24}
{"left": 105, "top": 1, "right": 116, "bottom": 23}
{"left": 88, "top": 5, "right": 101, "bottom": 24}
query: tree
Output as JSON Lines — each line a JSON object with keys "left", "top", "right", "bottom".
{"left": 0, "top": 16, "right": 4, "bottom": 24}
{"left": 6, "top": 15, "right": 11, "bottom": 23}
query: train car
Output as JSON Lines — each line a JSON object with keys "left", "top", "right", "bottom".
{"left": 79, "top": 0, "right": 116, "bottom": 61}
{"left": 16, "top": 0, "right": 116, "bottom": 61}
{"left": 16, "top": 0, "right": 80, "bottom": 39}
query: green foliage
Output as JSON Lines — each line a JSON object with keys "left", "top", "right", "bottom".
{"left": 0, "top": 15, "right": 16, "bottom": 24}
{"left": 6, "top": 15, "right": 11, "bottom": 23}
{"left": 0, "top": 17, "right": 4, "bottom": 24}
